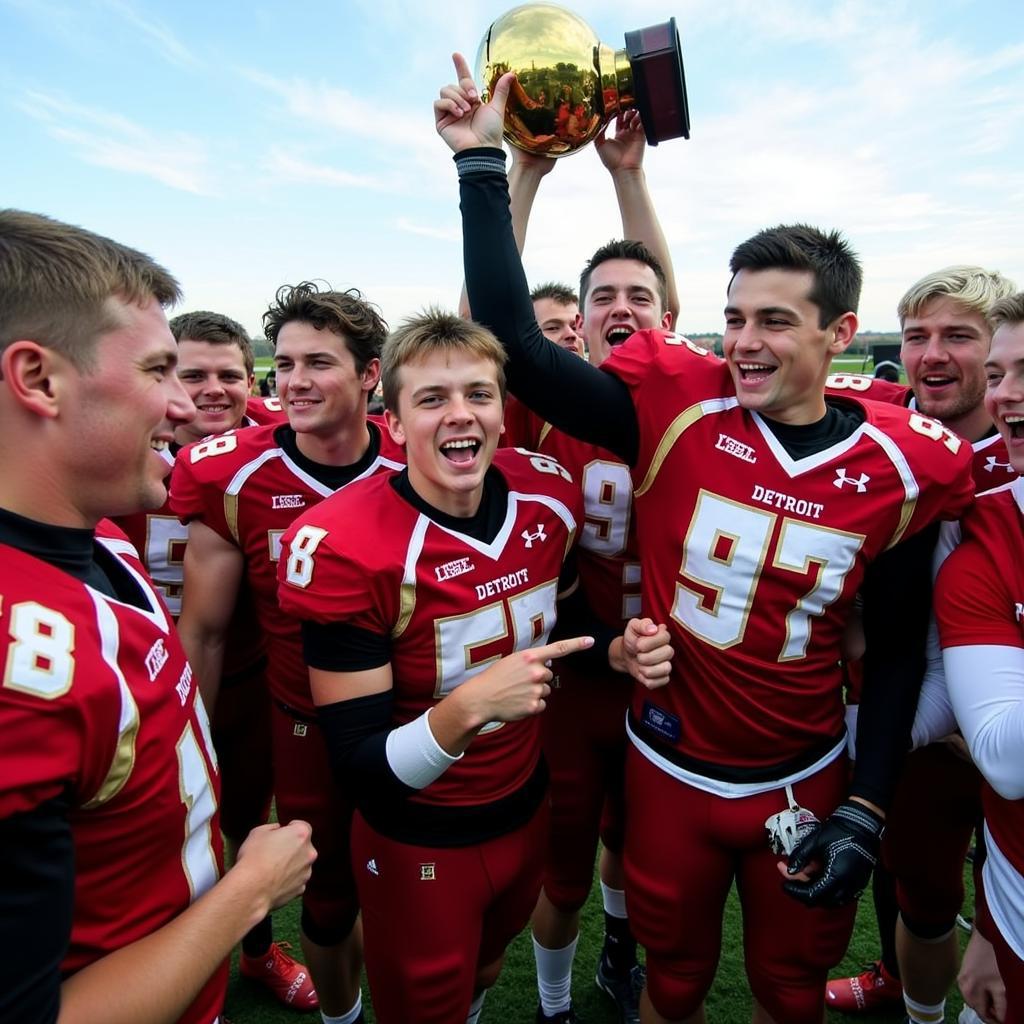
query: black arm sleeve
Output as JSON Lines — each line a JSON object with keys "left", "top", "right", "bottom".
{"left": 301, "top": 619, "right": 391, "bottom": 672}
{"left": 550, "top": 556, "right": 620, "bottom": 673}
{"left": 316, "top": 691, "right": 415, "bottom": 806}
{"left": 457, "top": 149, "right": 639, "bottom": 464}
{"left": 851, "top": 522, "right": 940, "bottom": 810}
{"left": 0, "top": 794, "right": 74, "bottom": 1024}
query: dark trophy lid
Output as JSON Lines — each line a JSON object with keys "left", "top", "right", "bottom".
{"left": 625, "top": 17, "right": 690, "bottom": 144}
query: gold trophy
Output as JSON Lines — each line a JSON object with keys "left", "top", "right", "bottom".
{"left": 475, "top": 3, "right": 690, "bottom": 158}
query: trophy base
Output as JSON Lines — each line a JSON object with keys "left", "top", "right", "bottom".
{"left": 625, "top": 18, "right": 690, "bottom": 144}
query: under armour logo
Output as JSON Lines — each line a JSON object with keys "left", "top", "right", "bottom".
{"left": 833, "top": 469, "right": 870, "bottom": 493}
{"left": 985, "top": 456, "right": 1014, "bottom": 475}
{"left": 522, "top": 524, "right": 547, "bottom": 548}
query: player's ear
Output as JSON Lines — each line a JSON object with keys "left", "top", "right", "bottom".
{"left": 660, "top": 309, "right": 674, "bottom": 332}
{"left": 1, "top": 340, "right": 67, "bottom": 419}
{"left": 828, "top": 312, "right": 858, "bottom": 356}
{"left": 361, "top": 357, "right": 382, "bottom": 394}
{"left": 384, "top": 407, "right": 406, "bottom": 446}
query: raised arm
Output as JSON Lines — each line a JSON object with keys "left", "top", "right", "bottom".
{"left": 457, "top": 146, "right": 555, "bottom": 319}
{"left": 596, "top": 109, "right": 680, "bottom": 325}
{"left": 436, "top": 53, "right": 639, "bottom": 463}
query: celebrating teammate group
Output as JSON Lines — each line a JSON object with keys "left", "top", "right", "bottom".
{"left": 1, "top": 51, "right": 1022, "bottom": 1024}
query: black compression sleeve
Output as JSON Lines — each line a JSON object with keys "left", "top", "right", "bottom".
{"left": 550, "top": 578, "right": 620, "bottom": 673}
{"left": 316, "top": 691, "right": 414, "bottom": 806}
{"left": 0, "top": 795, "right": 74, "bottom": 1024}
{"left": 851, "top": 522, "right": 940, "bottom": 810}
{"left": 301, "top": 619, "right": 390, "bottom": 672}
{"left": 457, "top": 149, "right": 639, "bottom": 464}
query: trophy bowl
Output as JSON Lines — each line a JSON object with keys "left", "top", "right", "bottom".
{"left": 475, "top": 2, "right": 690, "bottom": 158}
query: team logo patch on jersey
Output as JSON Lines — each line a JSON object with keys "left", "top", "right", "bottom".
{"left": 145, "top": 637, "right": 170, "bottom": 681}
{"left": 435, "top": 556, "right": 475, "bottom": 582}
{"left": 833, "top": 468, "right": 870, "bottom": 493}
{"left": 293, "top": 722, "right": 308, "bottom": 738}
{"left": 272, "top": 494, "right": 307, "bottom": 510}
{"left": 715, "top": 433, "right": 757, "bottom": 464}
{"left": 419, "top": 863, "right": 436, "bottom": 881}
{"left": 522, "top": 524, "right": 547, "bottom": 548}
{"left": 985, "top": 457, "right": 1014, "bottom": 475}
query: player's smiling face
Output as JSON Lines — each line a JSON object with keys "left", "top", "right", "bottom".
{"left": 901, "top": 296, "right": 991, "bottom": 435}
{"left": 582, "top": 259, "right": 672, "bottom": 366}
{"left": 985, "top": 322, "right": 1024, "bottom": 474}
{"left": 724, "top": 268, "right": 856, "bottom": 426}
{"left": 385, "top": 350, "right": 504, "bottom": 518}
{"left": 274, "top": 321, "right": 378, "bottom": 438}
{"left": 533, "top": 297, "right": 585, "bottom": 356}
{"left": 176, "top": 339, "right": 252, "bottom": 443}
{"left": 68, "top": 296, "right": 195, "bottom": 523}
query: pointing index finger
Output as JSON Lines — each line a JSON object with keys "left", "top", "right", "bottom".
{"left": 451, "top": 52, "right": 477, "bottom": 93}
{"left": 535, "top": 635, "right": 594, "bottom": 661}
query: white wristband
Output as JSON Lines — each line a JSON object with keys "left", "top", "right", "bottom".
{"left": 385, "top": 708, "right": 462, "bottom": 790}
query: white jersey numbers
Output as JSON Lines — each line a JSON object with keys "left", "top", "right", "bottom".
{"left": 285, "top": 525, "right": 329, "bottom": 588}
{"left": 3, "top": 601, "right": 76, "bottom": 699}
{"left": 673, "top": 491, "right": 864, "bottom": 659}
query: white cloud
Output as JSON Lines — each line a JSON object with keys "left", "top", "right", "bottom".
{"left": 98, "top": 0, "right": 194, "bottom": 67}
{"left": 17, "top": 91, "right": 213, "bottom": 194}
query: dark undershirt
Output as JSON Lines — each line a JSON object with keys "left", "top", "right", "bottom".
{"left": 458, "top": 147, "right": 933, "bottom": 810}
{"left": 275, "top": 420, "right": 382, "bottom": 490}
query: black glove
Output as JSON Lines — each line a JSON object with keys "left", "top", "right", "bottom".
{"left": 782, "top": 800, "right": 884, "bottom": 908}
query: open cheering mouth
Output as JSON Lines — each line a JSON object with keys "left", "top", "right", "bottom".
{"left": 440, "top": 438, "right": 482, "bottom": 464}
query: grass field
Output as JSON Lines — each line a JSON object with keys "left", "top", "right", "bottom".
{"left": 224, "top": 859, "right": 972, "bottom": 1022}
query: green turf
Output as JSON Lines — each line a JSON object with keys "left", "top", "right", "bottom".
{"left": 225, "top": 859, "right": 971, "bottom": 1022}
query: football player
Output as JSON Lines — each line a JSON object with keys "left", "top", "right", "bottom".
{"left": 277, "top": 310, "right": 673, "bottom": 1024}
{"left": 825, "top": 266, "right": 1016, "bottom": 1024}
{"left": 172, "top": 282, "right": 403, "bottom": 1024}
{"left": 112, "top": 309, "right": 316, "bottom": 1011}
{"left": 0, "top": 209, "right": 314, "bottom": 1024}
{"left": 935, "top": 293, "right": 1024, "bottom": 1021}
{"left": 437, "top": 58, "right": 976, "bottom": 1024}
{"left": 498, "top": 115, "right": 679, "bottom": 1024}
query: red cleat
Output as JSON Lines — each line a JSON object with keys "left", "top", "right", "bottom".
{"left": 825, "top": 960, "right": 903, "bottom": 1013}
{"left": 240, "top": 941, "right": 319, "bottom": 1011}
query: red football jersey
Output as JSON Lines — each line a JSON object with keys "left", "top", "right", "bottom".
{"left": 826, "top": 372, "right": 1018, "bottom": 490}
{"left": 935, "top": 478, "right": 1024, "bottom": 883}
{"left": 278, "top": 448, "right": 582, "bottom": 808}
{"left": 245, "top": 395, "right": 288, "bottom": 426}
{"left": 0, "top": 523, "right": 224, "bottom": 1023}
{"left": 170, "top": 421, "right": 405, "bottom": 715}
{"left": 602, "top": 331, "right": 975, "bottom": 777}
{"left": 534, "top": 427, "right": 641, "bottom": 630}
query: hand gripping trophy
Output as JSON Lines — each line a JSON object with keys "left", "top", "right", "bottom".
{"left": 476, "top": 2, "right": 690, "bottom": 157}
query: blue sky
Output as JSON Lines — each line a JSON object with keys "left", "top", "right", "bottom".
{"left": 2, "top": 0, "right": 1022, "bottom": 335}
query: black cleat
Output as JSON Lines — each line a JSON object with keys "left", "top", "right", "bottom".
{"left": 535, "top": 1004, "right": 578, "bottom": 1023}
{"left": 595, "top": 959, "right": 645, "bottom": 1024}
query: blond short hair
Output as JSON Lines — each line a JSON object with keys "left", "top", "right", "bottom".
{"left": 381, "top": 309, "right": 507, "bottom": 413}
{"left": 988, "top": 292, "right": 1024, "bottom": 333}
{"left": 0, "top": 209, "right": 180, "bottom": 370}
{"left": 898, "top": 265, "right": 1016, "bottom": 325}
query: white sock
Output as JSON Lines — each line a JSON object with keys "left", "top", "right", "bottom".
{"left": 533, "top": 933, "right": 579, "bottom": 1016}
{"left": 904, "top": 993, "right": 945, "bottom": 1024}
{"left": 321, "top": 992, "right": 363, "bottom": 1024}
{"left": 600, "top": 881, "right": 628, "bottom": 919}
{"left": 466, "top": 988, "right": 487, "bottom": 1024}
